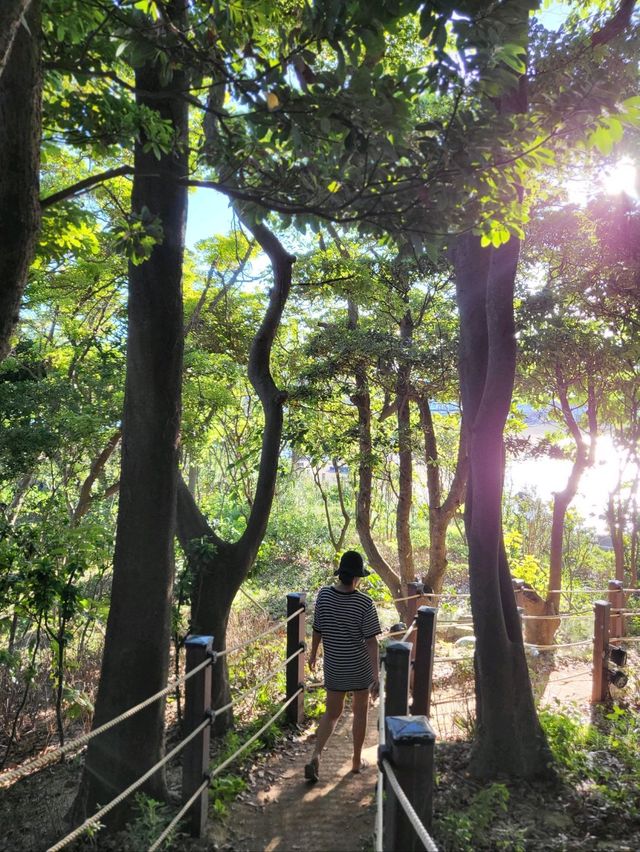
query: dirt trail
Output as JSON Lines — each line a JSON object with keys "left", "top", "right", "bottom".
{"left": 213, "top": 704, "right": 380, "bottom": 852}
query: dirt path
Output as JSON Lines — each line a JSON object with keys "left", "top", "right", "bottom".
{"left": 213, "top": 704, "right": 380, "bottom": 852}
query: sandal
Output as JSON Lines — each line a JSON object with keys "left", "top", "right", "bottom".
{"left": 350, "top": 759, "right": 369, "bottom": 774}
{"left": 304, "top": 756, "right": 320, "bottom": 782}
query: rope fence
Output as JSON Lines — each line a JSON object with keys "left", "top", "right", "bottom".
{"left": 48, "top": 716, "right": 213, "bottom": 851}
{"left": 218, "top": 607, "right": 304, "bottom": 658}
{"left": 0, "top": 600, "right": 309, "bottom": 851}
{"left": 0, "top": 655, "right": 212, "bottom": 788}
{"left": 214, "top": 647, "right": 303, "bottom": 719}
{"left": 390, "top": 588, "right": 639, "bottom": 603}
{"left": 547, "top": 668, "right": 592, "bottom": 684}
{"left": 149, "top": 687, "right": 304, "bottom": 852}
{"left": 148, "top": 777, "right": 209, "bottom": 852}
{"left": 1, "top": 608, "right": 304, "bottom": 791}
{"left": 523, "top": 639, "right": 593, "bottom": 651}
{"left": 381, "top": 761, "right": 439, "bottom": 852}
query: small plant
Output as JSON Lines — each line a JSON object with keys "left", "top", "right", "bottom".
{"left": 119, "top": 794, "right": 174, "bottom": 851}
{"left": 209, "top": 773, "right": 247, "bottom": 818}
{"left": 305, "top": 689, "right": 326, "bottom": 719}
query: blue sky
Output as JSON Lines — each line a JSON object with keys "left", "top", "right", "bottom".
{"left": 185, "top": 187, "right": 235, "bottom": 247}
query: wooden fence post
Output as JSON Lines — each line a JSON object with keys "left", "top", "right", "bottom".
{"left": 406, "top": 581, "right": 421, "bottom": 687}
{"left": 383, "top": 715, "right": 436, "bottom": 852}
{"left": 608, "top": 579, "right": 625, "bottom": 640}
{"left": 592, "top": 601, "right": 610, "bottom": 704}
{"left": 286, "top": 592, "right": 306, "bottom": 725}
{"left": 406, "top": 581, "right": 421, "bottom": 627}
{"left": 183, "top": 635, "right": 213, "bottom": 837}
{"left": 385, "top": 641, "right": 412, "bottom": 718}
{"left": 411, "top": 606, "right": 436, "bottom": 717}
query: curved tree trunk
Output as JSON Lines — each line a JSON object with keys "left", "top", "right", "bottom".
{"left": 0, "top": 0, "right": 41, "bottom": 361}
{"left": 455, "top": 232, "right": 553, "bottom": 779}
{"left": 72, "top": 2, "right": 189, "bottom": 825}
{"left": 348, "top": 300, "right": 409, "bottom": 618}
{"left": 396, "top": 310, "right": 415, "bottom": 583}
{"left": 175, "top": 221, "right": 294, "bottom": 733}
{"left": 547, "top": 372, "right": 597, "bottom": 614}
{"left": 417, "top": 396, "right": 468, "bottom": 593}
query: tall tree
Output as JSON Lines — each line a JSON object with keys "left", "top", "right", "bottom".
{"left": 73, "top": 0, "right": 189, "bottom": 823}
{"left": 0, "top": 0, "right": 41, "bottom": 361}
{"left": 450, "top": 0, "right": 555, "bottom": 778}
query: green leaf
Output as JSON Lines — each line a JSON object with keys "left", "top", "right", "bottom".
{"left": 588, "top": 125, "right": 615, "bottom": 155}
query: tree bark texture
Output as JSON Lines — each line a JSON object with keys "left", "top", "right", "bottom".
{"left": 0, "top": 0, "right": 41, "bottom": 361}
{"left": 73, "top": 2, "right": 189, "bottom": 824}
{"left": 454, "top": 232, "right": 553, "bottom": 779}
{"left": 175, "top": 222, "right": 294, "bottom": 733}
{"left": 0, "top": 0, "right": 33, "bottom": 82}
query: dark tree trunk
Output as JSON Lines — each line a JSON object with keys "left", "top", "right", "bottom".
{"left": 72, "top": 2, "right": 189, "bottom": 825}
{"left": 396, "top": 310, "right": 415, "bottom": 582}
{"left": 348, "top": 300, "right": 407, "bottom": 617}
{"left": 547, "top": 373, "right": 597, "bottom": 612}
{"left": 630, "top": 497, "right": 638, "bottom": 587}
{"left": 454, "top": 232, "right": 553, "bottom": 779}
{"left": 0, "top": 0, "right": 33, "bottom": 81}
{"left": 0, "top": 0, "right": 41, "bottom": 361}
{"left": 607, "top": 494, "right": 626, "bottom": 584}
{"left": 175, "top": 222, "right": 294, "bottom": 733}
{"left": 417, "top": 396, "right": 468, "bottom": 593}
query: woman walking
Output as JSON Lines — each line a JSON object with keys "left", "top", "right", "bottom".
{"left": 305, "top": 550, "right": 381, "bottom": 781}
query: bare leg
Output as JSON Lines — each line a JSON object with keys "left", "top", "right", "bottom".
{"left": 312, "top": 690, "right": 345, "bottom": 760}
{"left": 351, "top": 688, "right": 369, "bottom": 772}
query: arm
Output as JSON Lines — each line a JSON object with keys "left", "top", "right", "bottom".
{"left": 366, "top": 636, "right": 380, "bottom": 696}
{"left": 309, "top": 629, "right": 322, "bottom": 672}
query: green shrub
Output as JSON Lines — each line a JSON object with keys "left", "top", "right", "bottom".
{"left": 436, "top": 783, "right": 512, "bottom": 851}
{"left": 119, "top": 794, "right": 174, "bottom": 851}
{"left": 540, "top": 706, "right": 640, "bottom": 818}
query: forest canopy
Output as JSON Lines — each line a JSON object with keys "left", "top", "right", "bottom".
{"left": 0, "top": 0, "right": 639, "bottom": 846}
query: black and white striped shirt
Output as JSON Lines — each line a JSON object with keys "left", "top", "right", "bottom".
{"left": 313, "top": 586, "right": 382, "bottom": 692}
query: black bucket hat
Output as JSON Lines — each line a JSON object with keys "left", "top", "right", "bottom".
{"left": 334, "top": 550, "right": 370, "bottom": 577}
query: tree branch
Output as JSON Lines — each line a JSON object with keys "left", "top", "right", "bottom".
{"left": 591, "top": 0, "right": 636, "bottom": 46}
{"left": 40, "top": 165, "right": 134, "bottom": 209}
{"left": 73, "top": 430, "right": 122, "bottom": 523}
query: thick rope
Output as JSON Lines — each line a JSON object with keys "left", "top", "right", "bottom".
{"left": 213, "top": 647, "right": 303, "bottom": 718}
{"left": 48, "top": 716, "right": 211, "bottom": 851}
{"left": 146, "top": 687, "right": 304, "bottom": 851}
{"left": 521, "top": 612, "right": 592, "bottom": 621}
{"left": 0, "top": 656, "right": 212, "bottom": 788}
{"left": 382, "top": 759, "right": 439, "bottom": 852}
{"left": 147, "top": 777, "right": 209, "bottom": 852}
{"left": 218, "top": 607, "right": 304, "bottom": 658}
{"left": 547, "top": 668, "right": 592, "bottom": 684}
{"left": 401, "top": 622, "right": 416, "bottom": 642}
{"left": 375, "top": 660, "right": 386, "bottom": 852}
{"left": 4, "top": 610, "right": 305, "bottom": 787}
{"left": 433, "top": 654, "right": 474, "bottom": 663}
{"left": 209, "top": 688, "right": 303, "bottom": 781}
{"left": 523, "top": 639, "right": 592, "bottom": 651}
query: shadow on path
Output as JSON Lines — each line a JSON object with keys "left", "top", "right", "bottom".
{"left": 215, "top": 704, "right": 379, "bottom": 852}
